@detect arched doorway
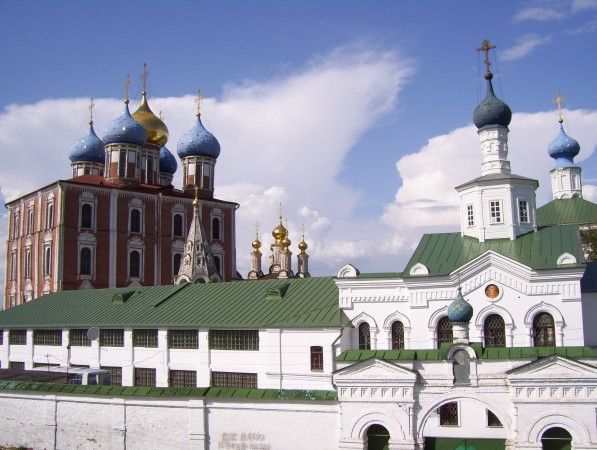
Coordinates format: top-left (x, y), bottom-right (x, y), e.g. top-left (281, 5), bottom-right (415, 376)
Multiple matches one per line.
top-left (541, 427), bottom-right (572, 450)
top-left (366, 424), bottom-right (390, 450)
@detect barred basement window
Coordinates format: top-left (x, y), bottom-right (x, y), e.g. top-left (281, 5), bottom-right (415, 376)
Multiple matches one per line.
top-left (134, 368), bottom-right (156, 387)
top-left (439, 402), bottom-right (459, 426)
top-left (9, 361), bottom-right (25, 370)
top-left (101, 366), bottom-right (122, 386)
top-left (169, 370), bottom-right (197, 388)
top-left (9, 330), bottom-right (27, 345)
top-left (100, 329), bottom-right (124, 347)
top-left (168, 330), bottom-right (198, 349)
top-left (211, 371), bottom-right (257, 389)
top-left (69, 329), bottom-right (91, 347)
top-left (33, 362), bottom-right (60, 368)
top-left (310, 346), bottom-right (323, 371)
top-left (33, 329), bottom-right (62, 346)
top-left (209, 330), bottom-right (259, 350)
top-left (487, 410), bottom-right (503, 428)
top-left (133, 329), bottom-right (158, 348)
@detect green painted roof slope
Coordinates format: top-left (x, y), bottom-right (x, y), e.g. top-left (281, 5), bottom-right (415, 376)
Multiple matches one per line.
top-left (402, 225), bottom-right (584, 277)
top-left (538, 197), bottom-right (597, 226)
top-left (0, 277), bottom-right (342, 329)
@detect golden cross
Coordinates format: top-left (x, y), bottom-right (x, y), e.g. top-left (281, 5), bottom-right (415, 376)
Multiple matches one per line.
top-left (140, 63), bottom-right (150, 93)
top-left (88, 97), bottom-right (95, 125)
top-left (124, 74), bottom-right (132, 101)
top-left (552, 92), bottom-right (567, 123)
top-left (255, 222), bottom-right (260, 239)
top-left (476, 39), bottom-right (496, 74)
top-left (278, 202), bottom-right (283, 222)
top-left (159, 110), bottom-right (165, 121)
top-left (301, 223), bottom-right (305, 240)
top-left (194, 90), bottom-right (203, 116)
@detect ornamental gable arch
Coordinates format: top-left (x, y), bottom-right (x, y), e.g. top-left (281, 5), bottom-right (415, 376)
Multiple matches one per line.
top-left (526, 415), bottom-right (591, 446)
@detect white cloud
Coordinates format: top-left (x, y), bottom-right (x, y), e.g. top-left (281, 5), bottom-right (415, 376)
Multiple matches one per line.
top-left (501, 34), bottom-right (552, 61)
top-left (572, 0), bottom-right (597, 12)
top-left (513, 6), bottom-right (567, 22)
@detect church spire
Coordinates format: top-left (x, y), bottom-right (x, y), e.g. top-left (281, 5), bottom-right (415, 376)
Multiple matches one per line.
top-left (248, 222), bottom-right (264, 280)
top-left (296, 224), bottom-right (310, 278)
top-left (174, 188), bottom-right (221, 284)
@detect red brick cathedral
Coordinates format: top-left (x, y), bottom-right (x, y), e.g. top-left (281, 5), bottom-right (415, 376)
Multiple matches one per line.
top-left (4, 78), bottom-right (238, 309)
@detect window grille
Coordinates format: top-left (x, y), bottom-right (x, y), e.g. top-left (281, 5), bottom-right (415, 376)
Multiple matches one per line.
top-left (484, 314), bottom-right (506, 348)
top-left (439, 402), bottom-right (459, 426)
top-left (99, 329), bottom-right (124, 347)
top-left (169, 370), bottom-right (197, 388)
top-left (487, 410), bottom-right (503, 427)
top-left (9, 330), bottom-right (27, 345)
top-left (133, 329), bottom-right (158, 348)
top-left (490, 201), bottom-right (502, 223)
top-left (211, 371), bottom-right (257, 389)
top-left (101, 366), bottom-right (122, 386)
top-left (358, 323), bottom-right (371, 350)
top-left (467, 204), bottom-right (474, 226)
top-left (533, 312), bottom-right (556, 347)
top-left (168, 330), bottom-right (198, 349)
top-left (9, 361), bottom-right (25, 370)
top-left (310, 346), bottom-right (323, 371)
top-left (392, 321), bottom-right (405, 349)
top-left (518, 200), bottom-right (529, 223)
top-left (134, 368), bottom-right (156, 387)
top-left (33, 329), bottom-right (62, 346)
top-left (437, 317), bottom-right (453, 347)
top-left (69, 329), bottom-right (91, 347)
top-left (209, 330), bottom-right (259, 350)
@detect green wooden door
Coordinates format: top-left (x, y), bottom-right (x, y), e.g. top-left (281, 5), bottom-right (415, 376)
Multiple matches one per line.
top-left (425, 438), bottom-right (505, 450)
top-left (541, 427), bottom-right (572, 450)
top-left (367, 425), bottom-right (390, 450)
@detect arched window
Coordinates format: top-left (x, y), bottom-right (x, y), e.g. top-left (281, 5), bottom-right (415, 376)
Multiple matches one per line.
top-left (213, 255), bottom-right (222, 277)
top-left (81, 204), bottom-right (93, 229)
top-left (437, 316), bottom-right (453, 347)
top-left (484, 314), bottom-right (506, 348)
top-left (24, 248), bottom-right (31, 279)
top-left (46, 203), bottom-right (54, 229)
top-left (129, 251), bottom-right (141, 278)
top-left (391, 321), bottom-right (404, 349)
top-left (533, 312), bottom-right (555, 347)
top-left (358, 322), bottom-right (371, 350)
top-left (173, 214), bottom-right (183, 237)
top-left (44, 247), bottom-right (52, 276)
top-left (130, 209), bottom-right (141, 233)
top-left (173, 253), bottom-right (182, 278)
top-left (212, 217), bottom-right (221, 240)
top-left (80, 247), bottom-right (92, 275)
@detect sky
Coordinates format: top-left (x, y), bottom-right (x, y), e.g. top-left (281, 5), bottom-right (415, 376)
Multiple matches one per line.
top-left (1, 0), bottom-right (597, 285)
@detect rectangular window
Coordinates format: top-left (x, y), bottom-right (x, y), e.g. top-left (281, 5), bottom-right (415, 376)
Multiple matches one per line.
top-left (24, 248), bottom-right (31, 279)
top-left (9, 330), bottom-right (27, 345)
top-left (168, 330), bottom-right (198, 349)
top-left (33, 362), bottom-right (60, 368)
top-left (27, 208), bottom-right (34, 235)
top-left (211, 371), bottom-right (257, 389)
top-left (310, 346), bottom-right (323, 371)
top-left (69, 329), bottom-right (91, 347)
top-left (169, 370), bottom-right (197, 388)
top-left (467, 204), bottom-right (474, 227)
top-left (99, 329), bottom-right (124, 347)
top-left (10, 253), bottom-right (16, 281)
top-left (489, 201), bottom-right (502, 224)
top-left (33, 329), bottom-right (62, 346)
top-left (134, 368), bottom-right (156, 387)
top-left (101, 366), bottom-right (122, 386)
top-left (518, 200), bottom-right (529, 223)
top-left (9, 361), bottom-right (25, 370)
top-left (209, 330), bottom-right (259, 351)
top-left (133, 329), bottom-right (158, 348)
top-left (439, 402), bottom-right (459, 426)
top-left (43, 246), bottom-right (52, 277)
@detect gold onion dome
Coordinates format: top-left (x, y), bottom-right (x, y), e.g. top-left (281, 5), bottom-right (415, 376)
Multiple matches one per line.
top-left (252, 237), bottom-right (262, 251)
top-left (272, 222), bottom-right (287, 244)
top-left (132, 91), bottom-right (169, 148)
top-left (298, 238), bottom-right (308, 253)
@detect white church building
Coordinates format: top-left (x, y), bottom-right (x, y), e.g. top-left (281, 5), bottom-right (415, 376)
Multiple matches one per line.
top-left (0, 41), bottom-right (597, 450)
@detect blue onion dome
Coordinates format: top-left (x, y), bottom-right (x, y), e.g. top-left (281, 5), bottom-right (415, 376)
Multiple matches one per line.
top-left (69, 122), bottom-right (105, 164)
top-left (132, 92), bottom-right (169, 148)
top-left (159, 146), bottom-right (178, 174)
top-left (102, 101), bottom-right (147, 146)
top-left (448, 288), bottom-right (473, 323)
top-left (473, 73), bottom-right (512, 129)
top-left (177, 114), bottom-right (221, 159)
top-left (548, 122), bottom-right (580, 168)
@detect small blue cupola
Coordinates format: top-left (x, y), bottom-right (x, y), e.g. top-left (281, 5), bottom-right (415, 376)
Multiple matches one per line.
top-left (548, 122), bottom-right (580, 168)
top-left (69, 122), bottom-right (105, 164)
top-left (159, 146), bottom-right (178, 175)
top-left (177, 115), bottom-right (221, 160)
top-left (473, 73), bottom-right (512, 130)
top-left (102, 101), bottom-right (147, 146)
top-left (448, 288), bottom-right (473, 323)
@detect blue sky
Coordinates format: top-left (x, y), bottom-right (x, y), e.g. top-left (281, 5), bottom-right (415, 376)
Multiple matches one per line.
top-left (1, 0), bottom-right (597, 282)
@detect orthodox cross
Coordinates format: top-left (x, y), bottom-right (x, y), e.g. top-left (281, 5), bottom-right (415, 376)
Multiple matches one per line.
top-left (278, 202), bottom-right (284, 223)
top-left (88, 97), bottom-right (95, 125)
top-left (476, 39), bottom-right (496, 74)
top-left (301, 223), bottom-right (305, 240)
top-left (140, 63), bottom-right (150, 93)
top-left (255, 222), bottom-right (260, 239)
top-left (124, 75), bottom-right (132, 101)
top-left (552, 92), bottom-right (566, 123)
top-left (195, 90), bottom-right (203, 116)
top-left (159, 110), bottom-right (165, 121)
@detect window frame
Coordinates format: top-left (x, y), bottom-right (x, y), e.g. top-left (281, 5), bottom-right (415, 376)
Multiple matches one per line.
top-left (209, 330), bottom-right (259, 351)
top-left (437, 316), bottom-right (453, 348)
top-left (134, 367), bottom-right (156, 387)
top-left (80, 203), bottom-right (94, 229)
top-left (466, 204), bottom-right (474, 227)
top-left (129, 208), bottom-right (142, 234)
top-left (173, 213), bottom-right (184, 237)
top-left (391, 321), bottom-right (405, 350)
top-left (9, 330), bottom-right (27, 345)
top-left (169, 370), bottom-right (197, 388)
top-left (79, 246), bottom-right (93, 276)
top-left (133, 329), bottom-right (158, 348)
top-left (358, 322), bottom-right (371, 350)
top-left (518, 199), bottom-right (529, 223)
top-left (129, 250), bottom-right (142, 279)
top-left (69, 329), bottom-right (91, 347)
top-left (310, 346), bottom-right (324, 371)
top-left (99, 329), bottom-right (125, 347)
top-left (489, 200), bottom-right (502, 224)
top-left (33, 329), bottom-right (62, 346)
top-left (439, 401), bottom-right (459, 426)
top-left (211, 371), bottom-right (257, 389)
top-left (484, 314), bottom-right (506, 348)
top-left (533, 312), bottom-right (556, 347)
top-left (168, 329), bottom-right (199, 349)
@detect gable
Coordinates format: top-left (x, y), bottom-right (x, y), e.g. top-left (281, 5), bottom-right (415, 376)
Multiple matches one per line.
top-left (334, 358), bottom-right (417, 382)
top-left (507, 354), bottom-right (597, 381)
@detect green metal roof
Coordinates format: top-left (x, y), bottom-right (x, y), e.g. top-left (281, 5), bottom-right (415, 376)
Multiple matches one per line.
top-left (0, 380), bottom-right (337, 400)
top-left (402, 224), bottom-right (585, 277)
top-left (336, 346), bottom-right (597, 362)
top-left (0, 277), bottom-right (342, 329)
top-left (537, 197), bottom-right (597, 226)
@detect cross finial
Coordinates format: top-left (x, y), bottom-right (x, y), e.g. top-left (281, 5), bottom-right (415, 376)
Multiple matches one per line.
top-left (88, 97), bottom-right (95, 125)
top-left (159, 110), bottom-right (165, 121)
top-left (193, 185), bottom-right (199, 208)
top-left (553, 92), bottom-right (567, 124)
top-left (301, 223), bottom-right (305, 239)
top-left (194, 90), bottom-right (203, 116)
top-left (278, 202), bottom-right (283, 223)
top-left (124, 74), bottom-right (132, 103)
top-left (140, 63), bottom-right (150, 94)
top-left (255, 222), bottom-right (260, 239)
top-left (476, 39), bottom-right (496, 75)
